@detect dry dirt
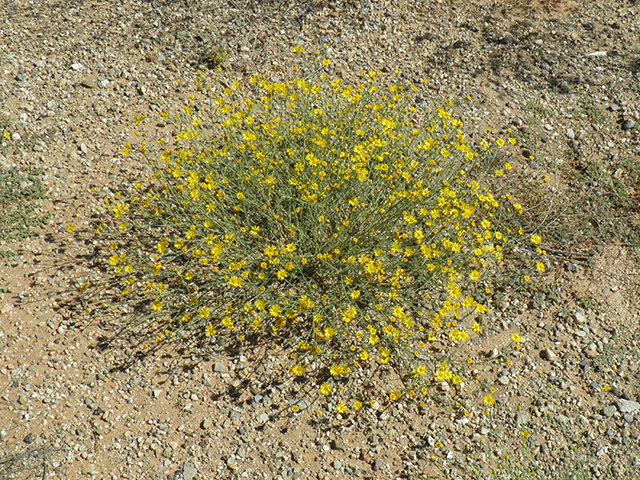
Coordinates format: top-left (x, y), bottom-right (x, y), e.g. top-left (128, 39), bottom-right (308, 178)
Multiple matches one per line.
top-left (1, 0), bottom-right (640, 479)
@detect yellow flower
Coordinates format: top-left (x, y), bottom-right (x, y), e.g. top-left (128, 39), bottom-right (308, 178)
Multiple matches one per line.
top-left (511, 333), bottom-right (522, 343)
top-left (276, 270), bottom-right (288, 281)
top-left (378, 348), bottom-right (390, 364)
top-left (322, 58), bottom-right (330, 66)
top-left (496, 138), bottom-right (505, 147)
top-left (412, 365), bottom-right (426, 377)
top-left (523, 275), bottom-right (530, 282)
top-left (291, 405), bottom-right (300, 413)
top-left (535, 261), bottom-right (546, 272)
top-left (66, 223), bottom-right (75, 233)
top-left (319, 383), bottom-right (332, 395)
top-left (353, 400), bottom-right (363, 411)
top-left (222, 316), bottom-right (234, 329)
top-left (389, 391), bottom-right (401, 401)
top-left (228, 276), bottom-right (243, 287)
top-left (342, 306), bottom-right (357, 323)
top-left (404, 214), bottom-right (417, 225)
top-left (531, 234), bottom-right (542, 244)
top-left (336, 403), bottom-right (346, 414)
top-left (449, 329), bottom-right (469, 341)
top-left (469, 270), bottom-right (480, 281)
top-left (483, 394), bottom-right (495, 406)
top-left (199, 307), bottom-right (210, 318)
top-left (151, 300), bottom-right (163, 311)
top-left (435, 362), bottom-right (453, 381)
top-left (291, 365), bottom-right (304, 376)
top-left (205, 324), bottom-right (216, 336)
top-left (264, 245), bottom-right (278, 257)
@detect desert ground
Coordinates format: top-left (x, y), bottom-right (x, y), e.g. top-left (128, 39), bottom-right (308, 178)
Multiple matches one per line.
top-left (1, 0), bottom-right (640, 479)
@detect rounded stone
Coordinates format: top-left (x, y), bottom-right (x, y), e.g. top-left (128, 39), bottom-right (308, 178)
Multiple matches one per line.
top-left (583, 343), bottom-right (598, 359)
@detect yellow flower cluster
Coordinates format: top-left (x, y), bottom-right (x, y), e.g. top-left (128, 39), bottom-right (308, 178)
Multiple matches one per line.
top-left (85, 65), bottom-right (545, 411)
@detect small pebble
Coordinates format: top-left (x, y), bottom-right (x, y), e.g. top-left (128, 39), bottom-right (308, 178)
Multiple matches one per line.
top-left (331, 439), bottom-right (346, 451)
top-left (540, 348), bottom-right (557, 362)
top-left (617, 399), bottom-right (640, 413)
top-left (80, 78), bottom-right (96, 88)
top-left (515, 410), bottom-right (531, 425)
top-left (201, 418), bottom-right (213, 430)
top-left (583, 343), bottom-right (597, 359)
top-left (255, 413), bottom-right (269, 424)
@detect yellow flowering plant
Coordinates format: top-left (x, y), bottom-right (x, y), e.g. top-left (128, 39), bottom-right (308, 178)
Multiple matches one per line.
top-left (82, 57), bottom-right (546, 411)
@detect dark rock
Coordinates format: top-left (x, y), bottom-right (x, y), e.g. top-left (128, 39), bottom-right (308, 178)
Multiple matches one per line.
top-left (540, 348), bottom-right (556, 361)
top-left (331, 438), bottom-right (346, 451)
top-left (498, 34), bottom-right (514, 45)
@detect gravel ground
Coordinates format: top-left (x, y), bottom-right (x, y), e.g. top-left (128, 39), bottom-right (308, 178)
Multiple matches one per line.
top-left (1, 0), bottom-right (640, 479)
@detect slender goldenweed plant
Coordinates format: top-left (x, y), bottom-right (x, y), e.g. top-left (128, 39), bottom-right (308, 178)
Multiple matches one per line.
top-left (82, 54), bottom-right (546, 413)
